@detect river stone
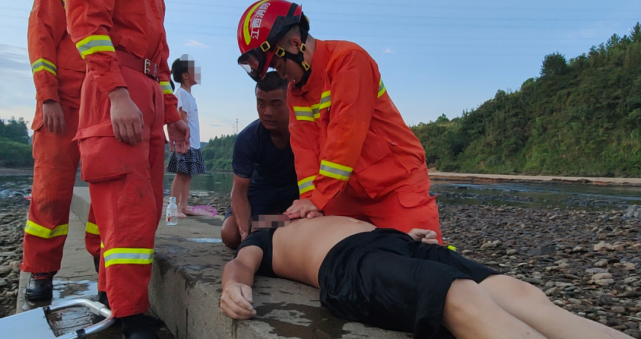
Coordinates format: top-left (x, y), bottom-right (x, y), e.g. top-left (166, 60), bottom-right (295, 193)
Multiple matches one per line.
top-left (595, 279), bottom-right (615, 286)
top-left (586, 268), bottom-right (609, 274)
top-left (611, 306), bottom-right (626, 313)
top-left (623, 205), bottom-right (641, 219)
top-left (592, 273), bottom-right (613, 280)
top-left (594, 242), bottom-right (614, 251)
top-left (0, 278), bottom-right (6, 287)
top-left (594, 260), bottom-right (609, 268)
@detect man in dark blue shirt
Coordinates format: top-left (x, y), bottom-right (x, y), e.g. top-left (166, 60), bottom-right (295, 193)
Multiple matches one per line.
top-left (221, 72), bottom-right (299, 249)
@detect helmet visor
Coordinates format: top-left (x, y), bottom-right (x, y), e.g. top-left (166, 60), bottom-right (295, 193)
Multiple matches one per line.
top-left (238, 48), bottom-right (272, 82)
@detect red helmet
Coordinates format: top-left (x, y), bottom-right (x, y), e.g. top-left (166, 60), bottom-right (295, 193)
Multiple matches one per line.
top-left (237, 0), bottom-right (310, 81)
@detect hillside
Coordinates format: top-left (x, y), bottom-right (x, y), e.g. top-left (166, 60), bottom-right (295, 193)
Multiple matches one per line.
top-left (412, 23), bottom-right (641, 177)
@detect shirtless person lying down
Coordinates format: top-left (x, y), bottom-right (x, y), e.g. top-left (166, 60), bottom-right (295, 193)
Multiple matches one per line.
top-left (220, 216), bottom-right (632, 339)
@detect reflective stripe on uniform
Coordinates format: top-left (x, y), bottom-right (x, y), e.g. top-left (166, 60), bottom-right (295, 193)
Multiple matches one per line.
top-left (298, 175), bottom-right (316, 194)
top-left (76, 35), bottom-right (115, 59)
top-left (319, 90), bottom-right (331, 110)
top-left (319, 160), bottom-right (352, 181)
top-left (100, 242), bottom-right (104, 249)
top-left (160, 81), bottom-right (172, 94)
top-left (85, 221), bottom-right (99, 235)
top-left (294, 106), bottom-right (315, 122)
top-left (103, 248), bottom-right (154, 267)
top-left (24, 220), bottom-right (68, 239)
top-left (295, 90), bottom-right (332, 121)
top-left (31, 58), bottom-right (57, 76)
top-left (378, 79), bottom-right (386, 98)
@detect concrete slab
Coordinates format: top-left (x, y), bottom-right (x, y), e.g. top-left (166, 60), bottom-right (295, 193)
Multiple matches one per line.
top-left (72, 187), bottom-right (411, 339)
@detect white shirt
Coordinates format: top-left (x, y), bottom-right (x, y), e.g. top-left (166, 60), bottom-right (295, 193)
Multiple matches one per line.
top-left (175, 87), bottom-right (200, 149)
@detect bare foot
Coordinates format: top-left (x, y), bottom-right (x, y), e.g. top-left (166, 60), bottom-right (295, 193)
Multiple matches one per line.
top-left (177, 211), bottom-right (188, 219)
top-left (182, 207), bottom-right (211, 217)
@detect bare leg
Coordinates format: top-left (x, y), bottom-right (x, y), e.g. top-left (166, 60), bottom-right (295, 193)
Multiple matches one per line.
top-left (480, 275), bottom-right (633, 339)
top-left (443, 279), bottom-right (545, 339)
top-left (170, 174), bottom-right (188, 218)
top-left (221, 215), bottom-right (241, 249)
top-left (176, 174), bottom-right (210, 217)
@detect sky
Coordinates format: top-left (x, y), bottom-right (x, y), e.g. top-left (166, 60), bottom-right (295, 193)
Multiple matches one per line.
top-left (0, 0), bottom-right (639, 142)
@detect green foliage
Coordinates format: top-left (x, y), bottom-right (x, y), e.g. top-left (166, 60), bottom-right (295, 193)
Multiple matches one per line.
top-left (411, 22), bottom-right (641, 177)
top-left (0, 118), bottom-right (32, 167)
top-left (0, 117), bottom-right (30, 144)
top-left (201, 134), bottom-right (237, 171)
top-left (0, 137), bottom-right (33, 167)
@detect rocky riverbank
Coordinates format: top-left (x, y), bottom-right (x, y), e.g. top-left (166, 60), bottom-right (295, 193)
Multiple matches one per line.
top-left (442, 205), bottom-right (641, 337)
top-left (0, 196), bottom-right (29, 318)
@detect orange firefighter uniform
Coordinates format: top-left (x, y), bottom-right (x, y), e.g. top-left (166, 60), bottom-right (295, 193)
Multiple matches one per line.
top-left (66, 0), bottom-right (181, 318)
top-left (289, 40), bottom-right (442, 243)
top-left (21, 0), bottom-right (101, 275)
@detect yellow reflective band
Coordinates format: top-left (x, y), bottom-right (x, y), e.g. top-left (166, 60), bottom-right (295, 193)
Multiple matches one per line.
top-left (100, 242), bottom-right (104, 249)
top-left (103, 248), bottom-right (154, 268)
top-left (243, 0), bottom-right (269, 45)
top-left (25, 220), bottom-right (68, 239)
top-left (319, 90), bottom-right (331, 110)
top-left (294, 106), bottom-right (315, 122)
top-left (319, 160), bottom-right (352, 181)
top-left (310, 104), bottom-right (321, 119)
top-left (298, 175), bottom-right (316, 194)
top-left (160, 81), bottom-right (172, 94)
top-left (62, 0), bottom-right (65, 9)
top-left (76, 35), bottom-right (115, 59)
top-left (85, 221), bottom-right (99, 235)
top-left (447, 245), bottom-right (457, 251)
top-left (31, 58), bottom-right (57, 76)
top-left (378, 79), bottom-right (386, 98)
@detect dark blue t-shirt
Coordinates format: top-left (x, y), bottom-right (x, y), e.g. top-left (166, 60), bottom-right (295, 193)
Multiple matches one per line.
top-left (232, 119), bottom-right (298, 191)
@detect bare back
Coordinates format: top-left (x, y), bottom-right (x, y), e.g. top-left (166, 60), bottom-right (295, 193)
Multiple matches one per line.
top-left (271, 216), bottom-right (375, 287)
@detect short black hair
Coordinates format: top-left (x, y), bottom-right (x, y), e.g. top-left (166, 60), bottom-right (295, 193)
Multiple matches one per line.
top-left (171, 55), bottom-right (191, 83)
top-left (256, 71), bottom-right (288, 92)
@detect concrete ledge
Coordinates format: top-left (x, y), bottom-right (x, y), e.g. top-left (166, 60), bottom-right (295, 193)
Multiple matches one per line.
top-left (72, 188), bottom-right (409, 339)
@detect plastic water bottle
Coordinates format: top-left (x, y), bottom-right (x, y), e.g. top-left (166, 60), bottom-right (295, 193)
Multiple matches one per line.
top-left (166, 197), bottom-right (178, 226)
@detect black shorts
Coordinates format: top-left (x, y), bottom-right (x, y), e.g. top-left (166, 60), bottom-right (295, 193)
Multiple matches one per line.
top-left (318, 228), bottom-right (498, 339)
top-left (224, 185), bottom-right (298, 220)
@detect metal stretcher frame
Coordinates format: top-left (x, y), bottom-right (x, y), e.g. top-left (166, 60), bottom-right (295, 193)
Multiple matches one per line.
top-left (0, 298), bottom-right (114, 339)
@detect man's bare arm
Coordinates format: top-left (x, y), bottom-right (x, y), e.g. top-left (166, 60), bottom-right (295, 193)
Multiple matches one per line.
top-left (231, 174), bottom-right (252, 240)
top-left (220, 246), bottom-right (262, 319)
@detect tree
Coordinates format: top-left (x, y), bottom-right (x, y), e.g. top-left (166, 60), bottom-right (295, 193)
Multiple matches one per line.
top-left (540, 52), bottom-right (568, 77)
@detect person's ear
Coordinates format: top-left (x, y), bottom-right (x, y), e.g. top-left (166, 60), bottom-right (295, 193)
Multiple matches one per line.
top-left (289, 36), bottom-right (302, 52)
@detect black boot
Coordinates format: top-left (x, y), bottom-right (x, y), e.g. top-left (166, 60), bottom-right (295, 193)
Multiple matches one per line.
top-left (25, 271), bottom-right (56, 302)
top-left (98, 291), bottom-right (110, 308)
top-left (121, 314), bottom-right (160, 339)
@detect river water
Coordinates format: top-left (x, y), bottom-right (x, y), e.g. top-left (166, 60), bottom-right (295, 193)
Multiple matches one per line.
top-left (1, 173), bottom-right (640, 211)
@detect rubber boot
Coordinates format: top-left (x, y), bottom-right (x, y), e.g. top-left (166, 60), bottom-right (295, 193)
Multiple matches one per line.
top-left (25, 271), bottom-right (56, 302)
top-left (121, 314), bottom-right (160, 339)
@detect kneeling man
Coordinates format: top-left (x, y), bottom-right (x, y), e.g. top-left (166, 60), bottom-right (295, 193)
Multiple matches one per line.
top-left (221, 216), bottom-right (632, 339)
top-left (221, 72), bottom-right (298, 249)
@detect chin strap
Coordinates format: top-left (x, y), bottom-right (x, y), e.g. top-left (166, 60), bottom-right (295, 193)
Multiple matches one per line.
top-left (275, 42), bottom-right (310, 87)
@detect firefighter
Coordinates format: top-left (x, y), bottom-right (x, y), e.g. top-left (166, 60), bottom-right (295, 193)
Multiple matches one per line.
top-left (65, 0), bottom-right (189, 337)
top-left (236, 0), bottom-right (442, 243)
top-left (21, 0), bottom-right (101, 302)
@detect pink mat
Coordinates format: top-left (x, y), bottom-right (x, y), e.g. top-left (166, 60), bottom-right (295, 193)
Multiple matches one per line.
top-left (191, 205), bottom-right (218, 217)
